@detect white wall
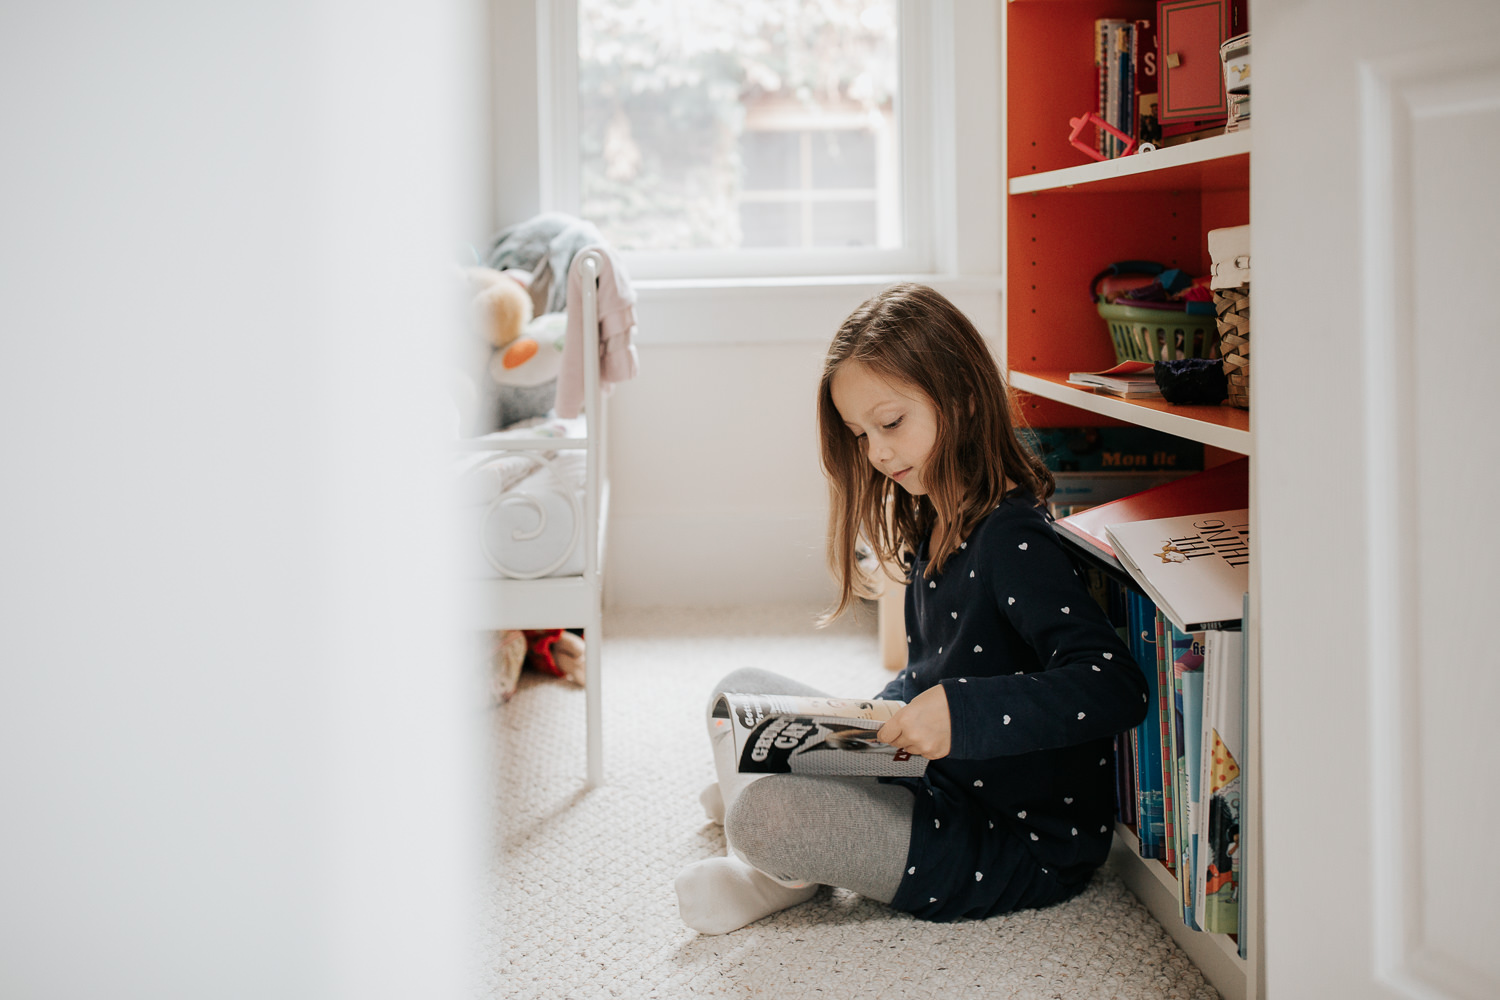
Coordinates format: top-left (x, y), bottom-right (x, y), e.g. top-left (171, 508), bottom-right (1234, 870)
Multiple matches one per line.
top-left (0, 4), bottom-right (488, 998)
top-left (495, 0), bottom-right (1005, 608)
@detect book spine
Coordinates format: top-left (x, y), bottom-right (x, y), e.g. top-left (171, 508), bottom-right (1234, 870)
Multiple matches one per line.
top-left (1179, 630), bottom-right (1206, 931)
top-left (1201, 630), bottom-right (1243, 934)
top-left (1238, 593), bottom-right (1249, 957)
top-left (1130, 591), bottom-right (1163, 859)
top-left (1094, 20), bottom-right (1109, 158)
top-left (1195, 632), bottom-right (1220, 922)
top-left (1163, 614), bottom-right (1189, 922)
top-left (1155, 608), bottom-right (1176, 872)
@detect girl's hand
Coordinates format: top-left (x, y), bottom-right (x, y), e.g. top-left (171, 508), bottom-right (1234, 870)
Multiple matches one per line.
top-left (877, 684), bottom-right (952, 760)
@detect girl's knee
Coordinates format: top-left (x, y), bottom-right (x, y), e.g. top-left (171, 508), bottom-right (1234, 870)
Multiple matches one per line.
top-left (709, 667), bottom-right (786, 699)
top-left (725, 777), bottom-right (795, 875)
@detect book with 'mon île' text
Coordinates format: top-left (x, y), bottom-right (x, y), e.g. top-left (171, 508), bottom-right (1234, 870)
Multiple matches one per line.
top-left (1105, 508), bottom-right (1250, 633)
top-left (711, 693), bottom-right (928, 777)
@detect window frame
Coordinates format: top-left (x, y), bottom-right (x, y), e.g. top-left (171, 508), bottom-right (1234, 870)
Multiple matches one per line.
top-left (537, 0), bottom-right (945, 280)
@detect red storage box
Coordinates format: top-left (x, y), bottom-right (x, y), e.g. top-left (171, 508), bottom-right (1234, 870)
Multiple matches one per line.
top-left (1157, 0), bottom-right (1247, 125)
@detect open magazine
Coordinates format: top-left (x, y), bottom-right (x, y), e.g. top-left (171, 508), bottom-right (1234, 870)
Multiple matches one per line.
top-left (712, 693), bottom-right (928, 777)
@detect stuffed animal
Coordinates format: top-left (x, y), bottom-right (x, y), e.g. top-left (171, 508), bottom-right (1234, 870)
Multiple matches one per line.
top-left (490, 628), bottom-right (586, 703)
top-left (466, 265), bottom-right (533, 350)
top-left (490, 628), bottom-right (529, 703)
top-left (489, 312), bottom-right (565, 428)
top-left (463, 266), bottom-right (566, 429)
top-left (525, 629), bottom-right (585, 688)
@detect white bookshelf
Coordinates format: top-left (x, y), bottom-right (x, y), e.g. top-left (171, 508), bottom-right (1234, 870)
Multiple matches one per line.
top-left (1002, 4), bottom-right (1257, 999)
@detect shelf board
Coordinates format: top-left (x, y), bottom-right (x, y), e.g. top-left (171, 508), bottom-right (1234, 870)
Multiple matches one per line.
top-left (1009, 370), bottom-right (1251, 454)
top-left (1110, 824), bottom-right (1247, 1000)
top-left (1009, 131), bottom-right (1250, 196)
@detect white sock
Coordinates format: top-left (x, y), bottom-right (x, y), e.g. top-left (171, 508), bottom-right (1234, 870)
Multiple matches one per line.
top-left (699, 782), bottom-right (725, 825)
top-left (674, 856), bottom-right (818, 935)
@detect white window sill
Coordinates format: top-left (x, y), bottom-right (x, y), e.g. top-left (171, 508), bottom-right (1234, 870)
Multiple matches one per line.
top-left (628, 274), bottom-right (1004, 345)
top-left (634, 272), bottom-right (1003, 295)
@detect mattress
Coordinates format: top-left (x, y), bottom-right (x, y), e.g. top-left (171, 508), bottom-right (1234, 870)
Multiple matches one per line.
top-left (456, 420), bottom-right (588, 580)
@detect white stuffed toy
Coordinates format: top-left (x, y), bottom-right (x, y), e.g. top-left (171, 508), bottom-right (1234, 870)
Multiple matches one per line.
top-left (489, 311), bottom-right (566, 428)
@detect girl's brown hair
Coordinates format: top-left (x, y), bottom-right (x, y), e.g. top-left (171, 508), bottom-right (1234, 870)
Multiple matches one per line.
top-left (817, 283), bottom-right (1053, 622)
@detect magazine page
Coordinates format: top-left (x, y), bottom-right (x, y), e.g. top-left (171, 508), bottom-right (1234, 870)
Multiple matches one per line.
top-left (712, 693), bottom-right (928, 777)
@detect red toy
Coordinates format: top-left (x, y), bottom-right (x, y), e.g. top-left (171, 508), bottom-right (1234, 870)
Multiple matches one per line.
top-left (1067, 112), bottom-right (1137, 161)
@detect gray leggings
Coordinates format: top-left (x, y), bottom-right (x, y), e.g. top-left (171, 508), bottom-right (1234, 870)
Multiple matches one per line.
top-left (710, 667), bottom-right (915, 904)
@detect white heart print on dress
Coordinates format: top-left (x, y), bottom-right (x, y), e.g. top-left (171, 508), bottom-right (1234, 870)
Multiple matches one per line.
top-left (1061, 606), bottom-right (1071, 614)
top-left (1018, 542), bottom-right (1028, 550)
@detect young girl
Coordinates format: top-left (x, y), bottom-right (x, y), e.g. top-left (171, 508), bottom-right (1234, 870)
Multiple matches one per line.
top-left (674, 283), bottom-right (1149, 935)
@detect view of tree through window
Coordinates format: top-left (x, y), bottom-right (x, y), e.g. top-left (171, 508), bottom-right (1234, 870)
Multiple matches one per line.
top-left (578, 0), bottom-right (900, 253)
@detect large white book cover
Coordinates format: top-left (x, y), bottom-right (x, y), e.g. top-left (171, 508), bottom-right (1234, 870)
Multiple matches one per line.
top-left (1104, 508), bottom-right (1249, 633)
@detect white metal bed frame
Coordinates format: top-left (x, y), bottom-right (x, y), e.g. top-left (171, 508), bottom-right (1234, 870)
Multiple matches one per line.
top-left (462, 248), bottom-right (609, 787)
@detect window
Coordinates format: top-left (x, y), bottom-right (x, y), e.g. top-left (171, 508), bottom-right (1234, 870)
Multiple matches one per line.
top-left (544, 0), bottom-right (936, 279)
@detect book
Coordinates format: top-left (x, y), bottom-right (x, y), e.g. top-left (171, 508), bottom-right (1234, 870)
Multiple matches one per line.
top-left (1133, 17), bottom-right (1161, 146)
top-left (1128, 590), bottom-right (1164, 859)
top-left (1164, 615), bottom-right (1205, 928)
top-left (1106, 508), bottom-right (1250, 633)
top-left (711, 692), bottom-right (927, 777)
top-left (1048, 471), bottom-right (1192, 519)
top-left (1067, 360), bottom-right (1161, 397)
top-left (1238, 593), bottom-right (1249, 956)
top-left (1195, 629), bottom-right (1244, 933)
top-left (1026, 425), bottom-right (1204, 474)
top-left (1095, 18), bottom-right (1129, 157)
top-left (1053, 457), bottom-right (1249, 570)
top-left (1154, 608), bottom-right (1177, 872)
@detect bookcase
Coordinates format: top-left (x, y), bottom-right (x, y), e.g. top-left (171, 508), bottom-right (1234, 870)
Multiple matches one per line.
top-left (1002, 4), bottom-right (1256, 999)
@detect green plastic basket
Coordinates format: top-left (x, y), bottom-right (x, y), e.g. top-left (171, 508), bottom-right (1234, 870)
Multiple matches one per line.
top-left (1097, 302), bottom-right (1221, 364)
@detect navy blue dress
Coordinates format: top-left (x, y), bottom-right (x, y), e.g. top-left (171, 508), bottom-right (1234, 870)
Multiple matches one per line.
top-left (877, 491), bottom-right (1148, 922)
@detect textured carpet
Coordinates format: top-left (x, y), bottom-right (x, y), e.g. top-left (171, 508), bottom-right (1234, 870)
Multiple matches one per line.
top-left (483, 605), bottom-right (1219, 1000)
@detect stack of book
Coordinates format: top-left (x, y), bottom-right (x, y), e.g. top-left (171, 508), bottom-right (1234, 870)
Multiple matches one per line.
top-left (1025, 425), bottom-right (1202, 518)
top-left (1093, 17), bottom-right (1158, 157)
top-left (1067, 361), bottom-right (1161, 399)
top-left (1055, 460), bottom-right (1250, 938)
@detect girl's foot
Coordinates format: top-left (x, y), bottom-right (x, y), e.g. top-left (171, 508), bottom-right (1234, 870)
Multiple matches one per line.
top-left (699, 782), bottom-right (725, 824)
top-left (673, 856), bottom-right (818, 935)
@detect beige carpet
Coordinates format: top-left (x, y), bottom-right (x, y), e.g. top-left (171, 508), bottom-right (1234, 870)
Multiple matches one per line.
top-left (483, 605), bottom-right (1220, 1000)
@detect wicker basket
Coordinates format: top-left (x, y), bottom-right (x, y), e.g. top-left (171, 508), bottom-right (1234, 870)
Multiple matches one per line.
top-left (1097, 302), bottom-right (1222, 364)
top-left (1214, 285), bottom-right (1251, 408)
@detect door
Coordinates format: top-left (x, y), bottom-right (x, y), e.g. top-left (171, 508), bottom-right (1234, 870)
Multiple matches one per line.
top-left (1258, 0), bottom-right (1500, 996)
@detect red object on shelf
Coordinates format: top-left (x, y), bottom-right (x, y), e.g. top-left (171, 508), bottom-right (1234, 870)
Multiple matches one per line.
top-left (1068, 111), bottom-right (1138, 161)
top-left (1157, 0), bottom-right (1247, 126)
top-left (1053, 457), bottom-right (1249, 564)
